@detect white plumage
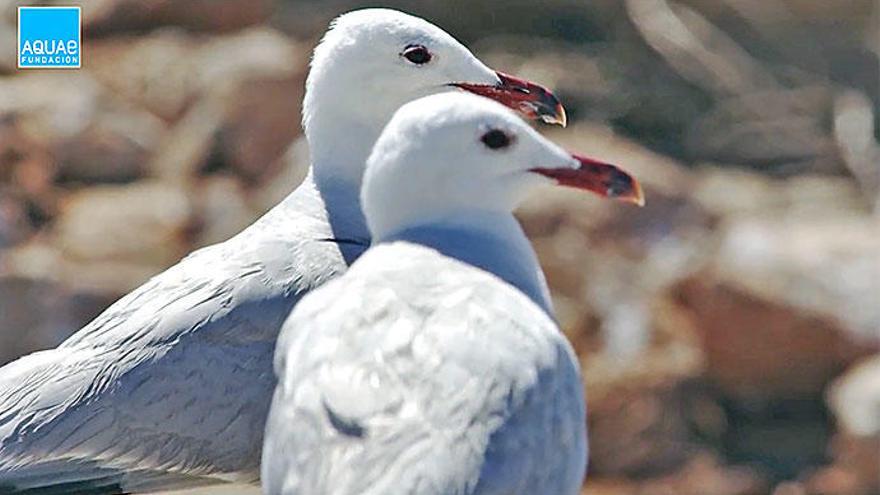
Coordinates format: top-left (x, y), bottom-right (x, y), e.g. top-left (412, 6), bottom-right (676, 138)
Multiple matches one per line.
top-left (263, 242), bottom-right (587, 495)
top-left (262, 93), bottom-right (601, 495)
top-left (0, 9), bottom-right (565, 493)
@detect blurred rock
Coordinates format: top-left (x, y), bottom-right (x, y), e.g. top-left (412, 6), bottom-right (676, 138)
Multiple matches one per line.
top-left (55, 116), bottom-right (159, 185)
top-left (672, 165), bottom-right (879, 403)
top-left (582, 453), bottom-right (768, 495)
top-left (803, 433), bottom-right (880, 495)
top-left (253, 136), bottom-right (311, 213)
top-left (723, 397), bottom-right (832, 482)
top-left (0, 116), bottom-right (58, 235)
top-left (811, 434), bottom-right (880, 495)
top-left (87, 31), bottom-right (199, 122)
top-left (685, 87), bottom-right (841, 174)
top-left (0, 17), bottom-right (14, 74)
top-left (668, 172), bottom-right (879, 483)
top-left (192, 176), bottom-right (258, 247)
top-left (204, 75), bottom-right (304, 185)
top-left (89, 28), bottom-right (306, 122)
top-left (626, 0), bottom-right (778, 97)
top-left (674, 274), bottom-right (869, 402)
top-left (478, 39), bottom-right (713, 159)
top-left (581, 296), bottom-right (707, 477)
top-left (585, 376), bottom-right (701, 477)
top-left (0, 72), bottom-right (100, 141)
top-left (829, 355), bottom-right (880, 438)
top-left (0, 72), bottom-right (165, 187)
top-left (84, 0), bottom-right (274, 35)
top-left (50, 181), bottom-right (192, 292)
top-left (690, 168), bottom-right (868, 218)
top-left (833, 89), bottom-right (880, 212)
top-left (0, 187), bottom-right (32, 249)
top-left (4, 241), bottom-right (167, 298)
top-left (725, 212), bottom-right (879, 336)
top-left (0, 275), bottom-right (116, 367)
top-left (804, 355), bottom-right (880, 495)
top-left (104, 28), bottom-right (309, 184)
top-left (804, 462), bottom-right (878, 495)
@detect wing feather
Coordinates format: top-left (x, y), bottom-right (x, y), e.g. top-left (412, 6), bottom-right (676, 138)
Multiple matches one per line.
top-left (263, 243), bottom-right (587, 495)
top-left (0, 190), bottom-right (357, 492)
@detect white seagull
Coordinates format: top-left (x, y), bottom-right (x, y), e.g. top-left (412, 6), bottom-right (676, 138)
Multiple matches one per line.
top-left (0, 9), bottom-right (566, 494)
top-left (262, 92), bottom-right (643, 495)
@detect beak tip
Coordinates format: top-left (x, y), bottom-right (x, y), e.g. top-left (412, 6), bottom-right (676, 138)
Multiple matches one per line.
top-left (537, 99), bottom-right (567, 127)
top-left (606, 167), bottom-right (644, 207)
top-left (556, 104), bottom-right (567, 128)
top-left (473, 70), bottom-right (568, 127)
top-left (629, 182), bottom-right (646, 207)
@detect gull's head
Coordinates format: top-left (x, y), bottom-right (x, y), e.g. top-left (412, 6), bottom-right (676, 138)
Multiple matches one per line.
top-left (362, 93), bottom-right (644, 241)
top-left (304, 9), bottom-right (566, 181)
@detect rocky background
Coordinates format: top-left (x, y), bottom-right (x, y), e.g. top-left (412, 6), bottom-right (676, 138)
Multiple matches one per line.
top-left (0, 0), bottom-right (878, 494)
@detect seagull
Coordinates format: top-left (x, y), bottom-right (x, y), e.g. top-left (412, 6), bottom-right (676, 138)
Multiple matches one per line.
top-left (0, 9), bottom-right (567, 494)
top-left (261, 92), bottom-right (643, 495)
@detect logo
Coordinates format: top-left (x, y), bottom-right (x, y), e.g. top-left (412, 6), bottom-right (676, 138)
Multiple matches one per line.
top-left (17, 6), bottom-right (81, 69)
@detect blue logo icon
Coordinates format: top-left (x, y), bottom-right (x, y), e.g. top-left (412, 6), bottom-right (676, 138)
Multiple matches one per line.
top-left (18, 6), bottom-right (81, 69)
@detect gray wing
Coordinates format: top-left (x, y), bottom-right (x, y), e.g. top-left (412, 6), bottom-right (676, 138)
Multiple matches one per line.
top-left (262, 243), bottom-right (587, 495)
top-left (0, 186), bottom-right (358, 493)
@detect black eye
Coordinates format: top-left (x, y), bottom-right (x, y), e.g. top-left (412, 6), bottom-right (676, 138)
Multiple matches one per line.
top-left (401, 44), bottom-right (432, 65)
top-left (481, 129), bottom-right (513, 150)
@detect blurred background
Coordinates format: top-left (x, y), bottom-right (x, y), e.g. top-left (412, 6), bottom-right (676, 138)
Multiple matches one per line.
top-left (0, 0), bottom-right (878, 494)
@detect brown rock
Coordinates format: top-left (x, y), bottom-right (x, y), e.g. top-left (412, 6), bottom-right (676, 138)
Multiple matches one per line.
top-left (0, 18), bottom-right (14, 74)
top-left (0, 116), bottom-right (58, 233)
top-left (0, 72), bottom-right (99, 142)
top-left (55, 121), bottom-right (153, 185)
top-left (118, 28), bottom-right (307, 184)
top-left (87, 31), bottom-right (200, 122)
top-left (582, 296), bottom-right (707, 477)
top-left (191, 176), bottom-right (258, 247)
top-left (674, 276), bottom-right (865, 402)
top-left (582, 453), bottom-right (767, 495)
top-left (828, 355), bottom-right (880, 439)
top-left (805, 355), bottom-right (880, 495)
top-left (586, 378), bottom-right (698, 477)
top-left (805, 462), bottom-right (878, 495)
top-left (0, 275), bottom-right (116, 367)
top-left (685, 87), bottom-right (841, 174)
top-left (673, 212), bottom-right (880, 403)
top-left (203, 75), bottom-right (304, 185)
top-left (84, 0), bottom-right (274, 35)
top-left (51, 181), bottom-right (192, 292)
top-left (0, 188), bottom-right (32, 249)
top-left (252, 136), bottom-right (310, 213)
top-left (88, 27), bottom-right (306, 122)
top-left (0, 72), bottom-right (165, 187)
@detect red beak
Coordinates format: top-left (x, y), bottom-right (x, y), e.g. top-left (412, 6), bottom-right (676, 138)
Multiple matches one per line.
top-left (531, 153), bottom-right (645, 206)
top-left (450, 71), bottom-right (567, 127)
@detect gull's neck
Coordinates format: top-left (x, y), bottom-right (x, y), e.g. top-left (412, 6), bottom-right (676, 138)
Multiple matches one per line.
top-left (378, 210), bottom-right (554, 315)
top-left (304, 106), bottom-right (381, 243)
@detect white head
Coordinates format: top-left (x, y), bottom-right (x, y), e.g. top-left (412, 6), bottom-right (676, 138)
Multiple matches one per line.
top-left (304, 9), bottom-right (566, 189)
top-left (363, 93), bottom-right (644, 241)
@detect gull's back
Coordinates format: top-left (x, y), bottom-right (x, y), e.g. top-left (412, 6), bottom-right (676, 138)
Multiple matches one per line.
top-left (0, 179), bottom-right (367, 493)
top-left (263, 241), bottom-right (587, 495)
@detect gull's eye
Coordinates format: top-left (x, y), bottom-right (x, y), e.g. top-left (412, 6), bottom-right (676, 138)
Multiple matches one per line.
top-left (481, 129), bottom-right (514, 150)
top-left (401, 44), bottom-right (432, 65)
